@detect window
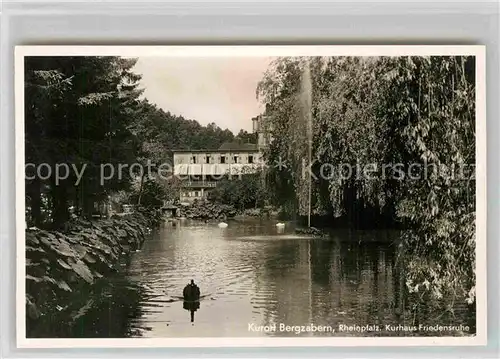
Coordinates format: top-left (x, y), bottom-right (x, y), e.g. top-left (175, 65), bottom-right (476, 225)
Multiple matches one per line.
top-left (220, 156), bottom-right (226, 164)
top-left (248, 155), bottom-right (254, 164)
top-left (206, 155), bottom-right (211, 164)
top-left (194, 191), bottom-right (199, 197)
top-left (233, 155), bottom-right (239, 164)
top-left (191, 156), bottom-right (197, 164)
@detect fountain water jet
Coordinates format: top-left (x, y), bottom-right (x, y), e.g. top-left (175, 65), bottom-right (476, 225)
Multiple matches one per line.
top-left (300, 58), bottom-right (313, 228)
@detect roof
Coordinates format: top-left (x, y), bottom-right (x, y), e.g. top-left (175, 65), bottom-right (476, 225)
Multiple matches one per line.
top-left (172, 142), bottom-right (258, 153)
top-left (218, 142), bottom-right (258, 151)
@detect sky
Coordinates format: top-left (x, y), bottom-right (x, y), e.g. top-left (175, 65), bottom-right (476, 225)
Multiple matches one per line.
top-left (133, 57), bottom-right (273, 134)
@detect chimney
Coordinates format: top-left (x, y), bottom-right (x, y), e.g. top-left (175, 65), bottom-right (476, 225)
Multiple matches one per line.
top-left (252, 115), bottom-right (260, 133)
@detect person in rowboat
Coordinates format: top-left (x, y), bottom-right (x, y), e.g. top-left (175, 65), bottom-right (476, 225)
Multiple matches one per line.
top-left (183, 279), bottom-right (200, 302)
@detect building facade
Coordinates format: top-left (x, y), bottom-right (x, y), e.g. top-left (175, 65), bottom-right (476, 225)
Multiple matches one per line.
top-left (251, 114), bottom-right (273, 152)
top-left (173, 142), bottom-right (263, 203)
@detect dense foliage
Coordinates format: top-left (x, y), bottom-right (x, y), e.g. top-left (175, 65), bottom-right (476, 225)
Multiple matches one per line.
top-left (257, 56), bottom-right (476, 306)
top-left (134, 100), bottom-right (236, 151)
top-left (180, 200), bottom-right (237, 220)
top-left (25, 56), bottom-right (143, 228)
top-left (208, 173), bottom-right (268, 211)
top-left (25, 57), bottom-right (247, 228)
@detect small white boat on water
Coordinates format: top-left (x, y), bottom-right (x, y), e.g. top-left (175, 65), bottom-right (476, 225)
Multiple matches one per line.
top-left (218, 222), bottom-right (228, 228)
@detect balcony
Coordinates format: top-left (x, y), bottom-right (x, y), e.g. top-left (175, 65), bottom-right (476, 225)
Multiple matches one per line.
top-left (182, 181), bottom-right (217, 188)
top-left (174, 162), bottom-right (264, 176)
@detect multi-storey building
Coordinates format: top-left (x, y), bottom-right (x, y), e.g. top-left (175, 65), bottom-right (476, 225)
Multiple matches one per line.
top-left (173, 142), bottom-right (264, 203)
top-left (173, 114), bottom-right (273, 204)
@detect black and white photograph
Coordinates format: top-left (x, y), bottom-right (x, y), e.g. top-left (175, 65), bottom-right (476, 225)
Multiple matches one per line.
top-left (16, 46), bottom-right (486, 347)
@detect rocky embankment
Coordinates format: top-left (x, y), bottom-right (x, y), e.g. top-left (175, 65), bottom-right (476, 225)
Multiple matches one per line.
top-left (25, 210), bottom-right (161, 334)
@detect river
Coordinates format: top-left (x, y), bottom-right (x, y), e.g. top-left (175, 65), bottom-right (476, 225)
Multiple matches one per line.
top-left (61, 217), bottom-right (474, 338)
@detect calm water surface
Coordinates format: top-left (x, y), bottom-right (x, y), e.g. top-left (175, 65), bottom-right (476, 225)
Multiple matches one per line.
top-left (119, 218), bottom-right (404, 337)
top-left (63, 218), bottom-right (474, 338)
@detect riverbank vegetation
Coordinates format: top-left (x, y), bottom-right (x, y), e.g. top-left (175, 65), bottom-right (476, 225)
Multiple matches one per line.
top-left (180, 200), bottom-right (237, 220)
top-left (25, 211), bottom-right (161, 336)
top-left (257, 56), bottom-right (476, 308)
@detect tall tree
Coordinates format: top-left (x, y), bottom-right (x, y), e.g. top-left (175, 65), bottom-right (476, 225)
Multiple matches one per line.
top-left (25, 56), bottom-right (143, 228)
top-left (257, 55), bottom-right (476, 304)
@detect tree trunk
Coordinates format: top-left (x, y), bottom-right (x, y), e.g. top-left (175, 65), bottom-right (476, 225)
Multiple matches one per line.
top-left (27, 178), bottom-right (42, 227)
top-left (136, 172), bottom-right (146, 206)
top-left (79, 183), bottom-right (94, 220)
top-left (74, 187), bottom-right (79, 217)
top-left (82, 196), bottom-right (94, 219)
top-left (51, 183), bottom-right (69, 229)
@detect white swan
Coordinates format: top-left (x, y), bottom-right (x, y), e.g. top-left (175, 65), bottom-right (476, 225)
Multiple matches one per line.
top-left (218, 222), bottom-right (228, 228)
top-left (276, 223), bottom-right (285, 228)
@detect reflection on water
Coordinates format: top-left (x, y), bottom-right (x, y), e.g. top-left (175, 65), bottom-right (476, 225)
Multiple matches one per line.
top-left (183, 301), bottom-right (200, 323)
top-left (57, 218), bottom-right (474, 338)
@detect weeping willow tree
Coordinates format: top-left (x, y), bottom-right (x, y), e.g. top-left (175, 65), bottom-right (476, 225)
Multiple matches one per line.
top-left (257, 57), bottom-right (395, 223)
top-left (256, 57), bottom-right (313, 219)
top-left (257, 55), bottom-right (476, 307)
top-left (379, 56), bottom-right (476, 307)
